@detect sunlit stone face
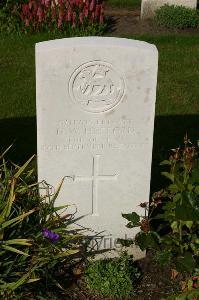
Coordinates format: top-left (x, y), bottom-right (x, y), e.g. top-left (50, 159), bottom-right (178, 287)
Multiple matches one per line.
top-left (36, 37), bottom-right (158, 258)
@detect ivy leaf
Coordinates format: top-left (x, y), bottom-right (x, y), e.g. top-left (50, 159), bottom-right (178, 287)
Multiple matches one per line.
top-left (122, 212), bottom-right (140, 228)
top-left (135, 232), bottom-right (159, 251)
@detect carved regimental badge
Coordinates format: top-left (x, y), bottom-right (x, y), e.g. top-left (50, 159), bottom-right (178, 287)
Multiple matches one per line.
top-left (69, 61), bottom-right (125, 113)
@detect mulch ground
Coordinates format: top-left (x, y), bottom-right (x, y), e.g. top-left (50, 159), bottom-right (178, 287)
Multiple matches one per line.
top-left (104, 6), bottom-right (199, 36)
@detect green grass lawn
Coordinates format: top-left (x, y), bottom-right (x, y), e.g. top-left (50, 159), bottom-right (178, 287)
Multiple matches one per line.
top-left (0, 32), bottom-right (199, 190)
top-left (1, 33), bottom-right (198, 119)
top-left (106, 0), bottom-right (141, 9)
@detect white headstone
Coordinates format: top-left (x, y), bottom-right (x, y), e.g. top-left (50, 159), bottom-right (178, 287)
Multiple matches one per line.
top-left (36, 37), bottom-right (158, 257)
top-left (141, 0), bottom-right (197, 19)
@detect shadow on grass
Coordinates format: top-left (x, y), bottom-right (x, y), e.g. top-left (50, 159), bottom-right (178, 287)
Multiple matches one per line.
top-left (0, 115), bottom-right (198, 192)
top-left (151, 114), bottom-right (199, 193)
top-left (0, 117), bottom-right (37, 163)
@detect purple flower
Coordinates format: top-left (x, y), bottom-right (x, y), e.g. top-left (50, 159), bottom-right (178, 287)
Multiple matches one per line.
top-left (42, 228), bottom-right (60, 242)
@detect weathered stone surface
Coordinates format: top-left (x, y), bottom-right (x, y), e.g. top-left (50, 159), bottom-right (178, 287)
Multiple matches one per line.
top-left (36, 37), bottom-right (158, 257)
top-left (141, 0), bottom-right (197, 19)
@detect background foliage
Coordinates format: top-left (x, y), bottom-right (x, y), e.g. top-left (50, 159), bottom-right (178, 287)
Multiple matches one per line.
top-left (155, 5), bottom-right (199, 29)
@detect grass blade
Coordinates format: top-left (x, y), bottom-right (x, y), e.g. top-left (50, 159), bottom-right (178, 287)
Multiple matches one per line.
top-left (14, 155), bottom-right (35, 179)
top-left (2, 245), bottom-right (30, 256)
top-left (2, 209), bottom-right (36, 229)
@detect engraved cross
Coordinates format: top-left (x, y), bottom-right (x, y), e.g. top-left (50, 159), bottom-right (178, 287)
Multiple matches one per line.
top-left (74, 155), bottom-right (117, 216)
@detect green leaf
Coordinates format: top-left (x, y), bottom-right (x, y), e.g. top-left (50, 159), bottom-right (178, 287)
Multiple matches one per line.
top-left (122, 212), bottom-right (140, 227)
top-left (53, 205), bottom-right (69, 213)
top-left (4, 272), bottom-right (30, 290)
top-left (1, 179), bottom-right (15, 220)
top-left (190, 169), bottom-right (199, 183)
top-left (176, 252), bottom-right (195, 273)
top-left (2, 209), bottom-right (35, 229)
top-left (182, 221), bottom-right (193, 229)
top-left (160, 160), bottom-right (171, 166)
top-left (2, 245), bottom-right (29, 256)
top-left (14, 155), bottom-right (35, 179)
top-left (51, 176), bottom-right (73, 202)
top-left (154, 249), bottom-right (172, 266)
top-left (175, 191), bottom-right (199, 221)
top-left (26, 278), bottom-right (40, 283)
top-left (161, 172), bottom-right (174, 182)
top-left (55, 249), bottom-right (79, 258)
top-left (135, 232), bottom-right (159, 251)
top-left (4, 239), bottom-right (32, 246)
top-left (168, 184), bottom-right (179, 193)
top-left (171, 221), bottom-right (178, 232)
top-left (0, 144), bottom-right (13, 160)
top-left (195, 186), bottom-right (199, 195)
top-left (173, 193), bottom-right (181, 202)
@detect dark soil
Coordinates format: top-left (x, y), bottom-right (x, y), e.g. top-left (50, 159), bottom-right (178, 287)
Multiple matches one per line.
top-left (104, 6), bottom-right (199, 36)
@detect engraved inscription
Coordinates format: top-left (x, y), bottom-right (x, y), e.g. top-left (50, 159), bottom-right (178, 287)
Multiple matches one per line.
top-left (69, 61), bottom-right (125, 113)
top-left (40, 118), bottom-right (150, 152)
top-left (74, 155), bottom-right (117, 216)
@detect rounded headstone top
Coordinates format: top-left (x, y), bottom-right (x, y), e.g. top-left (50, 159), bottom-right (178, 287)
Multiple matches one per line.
top-left (36, 37), bottom-right (158, 53)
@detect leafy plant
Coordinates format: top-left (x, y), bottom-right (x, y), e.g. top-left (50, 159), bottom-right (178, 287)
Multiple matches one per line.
top-left (0, 0), bottom-right (107, 35)
top-left (0, 146), bottom-right (90, 298)
top-left (122, 136), bottom-right (199, 274)
top-left (155, 4), bottom-right (199, 29)
top-left (85, 252), bottom-right (140, 299)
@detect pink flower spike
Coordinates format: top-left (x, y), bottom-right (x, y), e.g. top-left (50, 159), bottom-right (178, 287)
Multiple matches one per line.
top-left (45, 0), bottom-right (51, 8)
top-left (58, 18), bottom-right (62, 28)
top-left (84, 7), bottom-right (88, 17)
top-left (25, 19), bottom-right (30, 27)
top-left (29, 1), bottom-right (33, 10)
top-left (99, 13), bottom-right (103, 24)
top-left (52, 7), bottom-right (56, 20)
top-left (72, 11), bottom-right (76, 27)
top-left (67, 9), bottom-right (72, 21)
top-left (22, 4), bottom-right (29, 15)
top-left (90, 0), bottom-right (94, 12)
top-left (95, 4), bottom-right (100, 18)
top-left (91, 11), bottom-right (95, 21)
top-left (79, 12), bottom-right (83, 24)
top-left (72, 11), bottom-right (76, 22)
